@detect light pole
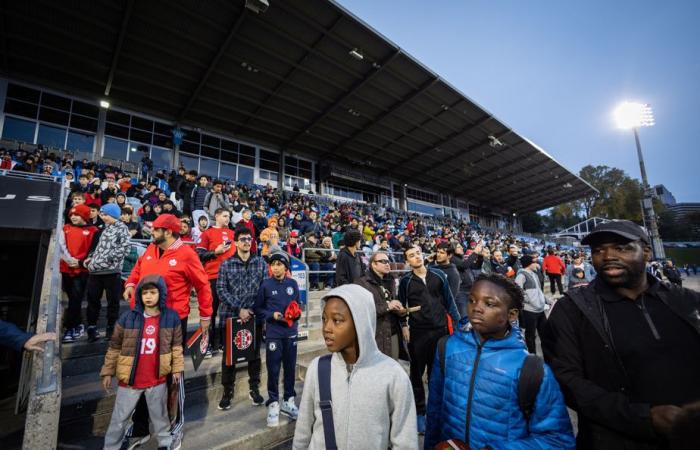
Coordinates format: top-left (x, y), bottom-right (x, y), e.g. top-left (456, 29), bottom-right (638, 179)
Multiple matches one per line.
top-left (613, 101), bottom-right (665, 260)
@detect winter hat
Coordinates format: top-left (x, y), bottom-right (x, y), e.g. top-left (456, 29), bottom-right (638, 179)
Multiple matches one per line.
top-left (268, 251), bottom-right (290, 269)
top-left (152, 214), bottom-right (181, 233)
top-left (69, 204), bottom-right (91, 221)
top-left (520, 255), bottom-right (535, 268)
top-left (100, 203), bottom-right (121, 220)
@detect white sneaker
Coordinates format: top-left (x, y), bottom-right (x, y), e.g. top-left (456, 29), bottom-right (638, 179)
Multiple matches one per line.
top-left (267, 401), bottom-right (280, 427)
top-left (280, 397), bottom-right (299, 420)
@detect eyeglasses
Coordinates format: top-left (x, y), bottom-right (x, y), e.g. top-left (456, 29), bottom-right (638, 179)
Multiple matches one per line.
top-left (374, 259), bottom-right (390, 265)
top-left (238, 237), bottom-right (253, 242)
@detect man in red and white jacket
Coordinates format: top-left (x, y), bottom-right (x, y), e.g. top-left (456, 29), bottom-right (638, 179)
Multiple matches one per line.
top-left (122, 213), bottom-right (212, 449)
top-left (196, 207), bottom-right (236, 355)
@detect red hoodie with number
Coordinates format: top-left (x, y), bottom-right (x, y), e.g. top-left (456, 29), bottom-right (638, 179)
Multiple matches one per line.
top-left (126, 239), bottom-right (213, 320)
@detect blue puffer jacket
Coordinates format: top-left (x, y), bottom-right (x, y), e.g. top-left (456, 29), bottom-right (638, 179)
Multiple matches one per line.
top-left (425, 325), bottom-right (575, 450)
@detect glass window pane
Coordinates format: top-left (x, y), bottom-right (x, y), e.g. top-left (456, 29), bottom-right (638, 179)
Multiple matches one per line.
top-left (259, 159), bottom-right (279, 171)
top-left (152, 134), bottom-right (172, 148)
top-left (179, 154), bottom-right (199, 172)
top-left (129, 128), bottom-right (151, 144)
top-left (66, 130), bottom-right (95, 153)
top-left (150, 147), bottom-right (171, 171)
top-left (237, 165), bottom-right (254, 185)
top-left (4, 99), bottom-right (38, 118)
top-left (260, 149), bottom-right (277, 161)
top-left (39, 107), bottom-right (70, 125)
top-left (220, 162), bottom-right (237, 181)
top-left (221, 150), bottom-right (237, 163)
top-left (103, 137), bottom-right (128, 160)
top-left (71, 101), bottom-right (99, 118)
top-left (199, 158), bottom-right (219, 178)
top-left (7, 84), bottom-right (40, 103)
top-left (1, 116), bottom-right (36, 142)
top-left (153, 121), bottom-right (172, 135)
top-left (41, 92), bottom-right (71, 111)
top-left (69, 115), bottom-right (98, 132)
top-left (239, 144), bottom-right (255, 156)
top-left (37, 124), bottom-right (67, 148)
top-left (239, 154), bottom-right (255, 167)
top-left (299, 159), bottom-right (312, 170)
top-left (105, 122), bottom-right (129, 139)
top-left (130, 116), bottom-right (153, 131)
top-left (221, 139), bottom-right (238, 152)
top-left (201, 145), bottom-right (219, 159)
top-left (180, 140), bottom-right (198, 154)
top-left (106, 110), bottom-right (130, 125)
top-left (128, 143), bottom-right (149, 162)
top-left (184, 130), bottom-right (200, 143)
top-left (201, 134), bottom-right (220, 148)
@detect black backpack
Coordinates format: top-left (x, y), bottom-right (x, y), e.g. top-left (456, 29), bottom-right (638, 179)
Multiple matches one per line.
top-left (437, 335), bottom-right (544, 423)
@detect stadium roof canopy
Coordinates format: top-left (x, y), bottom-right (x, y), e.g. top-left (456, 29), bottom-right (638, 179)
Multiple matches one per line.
top-left (1, 0), bottom-right (597, 213)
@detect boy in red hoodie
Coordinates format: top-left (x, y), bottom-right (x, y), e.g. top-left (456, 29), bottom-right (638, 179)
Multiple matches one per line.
top-left (60, 204), bottom-right (98, 342)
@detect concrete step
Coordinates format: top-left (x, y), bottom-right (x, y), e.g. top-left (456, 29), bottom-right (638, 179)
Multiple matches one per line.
top-left (59, 337), bottom-right (327, 438)
top-left (57, 382), bottom-right (304, 450)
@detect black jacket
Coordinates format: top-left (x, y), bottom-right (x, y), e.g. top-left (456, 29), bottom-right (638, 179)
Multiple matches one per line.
top-left (542, 276), bottom-right (700, 450)
top-left (451, 254), bottom-right (476, 293)
top-left (429, 262), bottom-right (461, 300)
top-left (334, 247), bottom-right (365, 287)
top-left (355, 269), bottom-right (400, 357)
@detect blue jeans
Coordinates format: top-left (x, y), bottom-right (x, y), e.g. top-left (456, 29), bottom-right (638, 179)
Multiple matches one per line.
top-left (309, 262), bottom-right (320, 287)
top-left (320, 262), bottom-right (335, 288)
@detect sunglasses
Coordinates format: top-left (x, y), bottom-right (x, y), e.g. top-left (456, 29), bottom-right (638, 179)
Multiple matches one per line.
top-left (374, 259), bottom-right (390, 264)
top-left (238, 237), bottom-right (253, 242)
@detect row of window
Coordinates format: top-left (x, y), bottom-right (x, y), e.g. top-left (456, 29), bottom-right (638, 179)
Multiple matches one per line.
top-left (178, 153), bottom-right (255, 185)
top-left (1, 116), bottom-right (95, 154)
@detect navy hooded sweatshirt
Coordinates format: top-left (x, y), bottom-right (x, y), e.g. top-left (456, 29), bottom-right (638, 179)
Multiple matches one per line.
top-left (254, 276), bottom-right (300, 338)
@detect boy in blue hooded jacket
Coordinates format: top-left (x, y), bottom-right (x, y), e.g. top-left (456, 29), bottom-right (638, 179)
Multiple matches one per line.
top-left (425, 273), bottom-right (575, 450)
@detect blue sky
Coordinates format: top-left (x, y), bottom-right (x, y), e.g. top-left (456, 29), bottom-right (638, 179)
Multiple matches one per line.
top-left (338, 0), bottom-right (700, 203)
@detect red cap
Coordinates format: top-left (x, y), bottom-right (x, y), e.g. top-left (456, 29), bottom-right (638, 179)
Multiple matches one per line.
top-left (69, 204), bottom-right (91, 221)
top-left (290, 230), bottom-right (299, 238)
top-left (152, 214), bottom-right (181, 233)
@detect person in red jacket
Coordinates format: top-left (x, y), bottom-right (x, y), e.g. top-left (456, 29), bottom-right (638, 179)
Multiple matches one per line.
top-left (196, 207), bottom-right (236, 356)
top-left (237, 208), bottom-right (258, 253)
top-left (122, 213), bottom-right (212, 449)
top-left (60, 204), bottom-right (98, 342)
top-left (542, 249), bottom-right (566, 295)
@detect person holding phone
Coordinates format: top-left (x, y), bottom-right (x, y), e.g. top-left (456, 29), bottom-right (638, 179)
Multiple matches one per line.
top-left (196, 208), bottom-right (236, 357)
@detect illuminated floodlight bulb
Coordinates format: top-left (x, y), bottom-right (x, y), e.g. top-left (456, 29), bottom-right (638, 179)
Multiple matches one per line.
top-left (614, 102), bottom-right (655, 129)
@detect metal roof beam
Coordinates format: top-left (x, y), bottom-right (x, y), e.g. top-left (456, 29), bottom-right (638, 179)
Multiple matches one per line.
top-left (235, 15), bottom-right (343, 133)
top-left (477, 176), bottom-right (582, 209)
top-left (318, 77), bottom-right (439, 159)
top-left (284, 50), bottom-right (401, 148)
top-left (458, 163), bottom-right (567, 199)
top-left (178, 10), bottom-right (246, 122)
top-left (104, 0), bottom-right (135, 96)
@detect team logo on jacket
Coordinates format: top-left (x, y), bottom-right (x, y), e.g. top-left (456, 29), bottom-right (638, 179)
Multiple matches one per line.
top-left (146, 255), bottom-right (152, 260)
top-left (234, 329), bottom-right (253, 350)
top-left (286, 287), bottom-right (294, 295)
top-left (145, 325), bottom-right (156, 335)
top-left (169, 259), bottom-right (177, 266)
top-left (82, 230), bottom-right (90, 236)
top-left (268, 342), bottom-right (277, 352)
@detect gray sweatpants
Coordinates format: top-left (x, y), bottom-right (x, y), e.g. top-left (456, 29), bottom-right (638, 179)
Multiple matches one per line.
top-left (103, 383), bottom-right (172, 450)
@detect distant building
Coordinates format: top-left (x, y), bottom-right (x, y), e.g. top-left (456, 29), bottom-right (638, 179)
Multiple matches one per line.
top-left (667, 202), bottom-right (700, 219)
top-left (653, 184), bottom-right (677, 206)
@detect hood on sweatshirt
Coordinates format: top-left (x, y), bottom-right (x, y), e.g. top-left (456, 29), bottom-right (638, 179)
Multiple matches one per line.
top-left (321, 284), bottom-right (381, 368)
top-left (134, 274), bottom-right (168, 313)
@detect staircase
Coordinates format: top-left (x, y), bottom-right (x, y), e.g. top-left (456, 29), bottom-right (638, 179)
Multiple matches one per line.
top-left (56, 291), bottom-right (327, 450)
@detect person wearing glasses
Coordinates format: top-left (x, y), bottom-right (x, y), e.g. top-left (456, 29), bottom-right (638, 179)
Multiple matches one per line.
top-left (216, 226), bottom-right (268, 410)
top-left (355, 252), bottom-right (406, 359)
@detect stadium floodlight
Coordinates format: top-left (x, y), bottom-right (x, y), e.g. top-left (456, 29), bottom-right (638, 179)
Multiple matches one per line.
top-left (349, 48), bottom-right (364, 61)
top-left (613, 102), bottom-right (654, 129)
top-left (99, 100), bottom-right (110, 109)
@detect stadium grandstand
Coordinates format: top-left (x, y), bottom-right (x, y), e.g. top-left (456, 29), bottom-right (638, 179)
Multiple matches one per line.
top-left (0, 1), bottom-right (600, 448)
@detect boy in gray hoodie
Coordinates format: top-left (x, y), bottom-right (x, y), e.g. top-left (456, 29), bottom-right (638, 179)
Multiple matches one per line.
top-left (514, 255), bottom-right (548, 354)
top-left (292, 284), bottom-right (418, 450)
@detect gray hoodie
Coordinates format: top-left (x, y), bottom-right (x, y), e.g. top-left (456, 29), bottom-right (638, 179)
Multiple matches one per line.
top-left (514, 268), bottom-right (547, 313)
top-left (292, 284), bottom-right (418, 450)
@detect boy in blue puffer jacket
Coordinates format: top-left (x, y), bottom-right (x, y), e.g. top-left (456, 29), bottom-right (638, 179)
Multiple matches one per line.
top-left (425, 273), bottom-right (575, 450)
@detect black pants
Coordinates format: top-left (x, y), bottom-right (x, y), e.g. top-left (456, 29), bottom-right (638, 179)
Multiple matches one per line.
top-left (521, 310), bottom-right (547, 354)
top-left (209, 279), bottom-right (220, 349)
top-left (86, 273), bottom-right (122, 329)
top-left (62, 272), bottom-right (88, 330)
top-left (221, 322), bottom-right (262, 395)
top-left (265, 337), bottom-right (297, 405)
top-left (547, 273), bottom-right (564, 295)
top-left (408, 326), bottom-right (447, 415)
top-left (131, 317), bottom-right (189, 437)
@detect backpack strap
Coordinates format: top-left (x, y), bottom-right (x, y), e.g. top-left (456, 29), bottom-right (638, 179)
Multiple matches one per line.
top-left (317, 354), bottom-right (337, 450)
top-left (437, 334), bottom-right (449, 375)
top-left (518, 354), bottom-right (544, 425)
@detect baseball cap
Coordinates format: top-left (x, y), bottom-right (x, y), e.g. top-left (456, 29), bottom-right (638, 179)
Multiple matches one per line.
top-left (290, 230), bottom-right (299, 238)
top-left (580, 220), bottom-right (650, 246)
top-left (152, 214), bottom-right (181, 233)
